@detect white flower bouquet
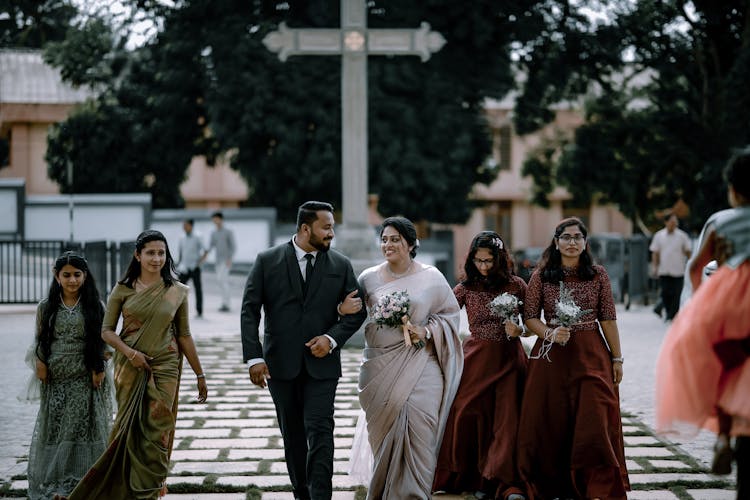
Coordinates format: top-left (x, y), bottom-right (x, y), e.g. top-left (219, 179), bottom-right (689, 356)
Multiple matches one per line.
top-left (555, 281), bottom-right (592, 327)
top-left (372, 290), bottom-right (421, 348)
top-left (488, 292), bottom-right (522, 321)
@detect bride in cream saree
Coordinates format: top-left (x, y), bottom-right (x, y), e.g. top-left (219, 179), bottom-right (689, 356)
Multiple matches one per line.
top-left (353, 262), bottom-right (463, 499)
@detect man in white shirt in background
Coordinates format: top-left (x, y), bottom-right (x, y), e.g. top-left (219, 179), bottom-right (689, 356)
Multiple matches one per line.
top-left (204, 211), bottom-right (236, 312)
top-left (649, 213), bottom-right (692, 321)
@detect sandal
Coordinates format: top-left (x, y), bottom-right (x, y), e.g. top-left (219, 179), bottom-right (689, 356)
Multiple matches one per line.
top-left (710, 435), bottom-right (733, 475)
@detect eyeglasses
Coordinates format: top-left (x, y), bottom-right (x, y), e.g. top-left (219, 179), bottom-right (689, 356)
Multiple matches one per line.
top-left (557, 234), bottom-right (585, 243)
top-left (472, 258), bottom-right (494, 266)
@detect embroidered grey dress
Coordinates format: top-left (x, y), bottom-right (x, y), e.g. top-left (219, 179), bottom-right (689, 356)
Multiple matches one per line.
top-left (27, 299), bottom-right (113, 500)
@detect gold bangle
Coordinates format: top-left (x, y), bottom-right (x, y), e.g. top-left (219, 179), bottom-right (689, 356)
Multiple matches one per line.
top-left (127, 349), bottom-right (137, 361)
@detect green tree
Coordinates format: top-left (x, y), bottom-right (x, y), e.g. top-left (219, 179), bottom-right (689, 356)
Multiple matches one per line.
top-left (200, 0), bottom-right (532, 222)
top-left (516, 0), bottom-right (750, 230)
top-left (0, 0), bottom-right (77, 48)
top-left (44, 9), bottom-right (219, 208)
top-left (43, 0), bottom-right (547, 220)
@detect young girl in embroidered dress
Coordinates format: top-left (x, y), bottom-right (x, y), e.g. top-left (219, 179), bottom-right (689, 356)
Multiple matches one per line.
top-left (27, 252), bottom-right (112, 500)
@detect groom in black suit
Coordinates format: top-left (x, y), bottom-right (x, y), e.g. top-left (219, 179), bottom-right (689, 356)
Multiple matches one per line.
top-left (241, 201), bottom-right (367, 500)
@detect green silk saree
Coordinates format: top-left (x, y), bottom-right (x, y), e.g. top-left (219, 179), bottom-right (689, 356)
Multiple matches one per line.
top-left (68, 280), bottom-right (190, 500)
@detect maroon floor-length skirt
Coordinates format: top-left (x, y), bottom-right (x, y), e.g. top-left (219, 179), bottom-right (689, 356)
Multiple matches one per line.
top-left (517, 328), bottom-right (630, 500)
top-left (434, 335), bottom-right (527, 499)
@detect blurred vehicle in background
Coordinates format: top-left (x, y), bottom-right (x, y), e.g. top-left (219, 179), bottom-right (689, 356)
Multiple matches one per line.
top-left (513, 247), bottom-right (544, 283)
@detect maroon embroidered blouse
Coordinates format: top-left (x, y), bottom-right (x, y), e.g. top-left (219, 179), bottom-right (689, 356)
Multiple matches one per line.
top-left (523, 265), bottom-right (617, 331)
top-left (453, 275), bottom-right (527, 342)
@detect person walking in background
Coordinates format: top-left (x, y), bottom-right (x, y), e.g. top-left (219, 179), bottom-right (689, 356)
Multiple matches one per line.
top-left (64, 230), bottom-right (207, 500)
top-left (656, 147), bottom-right (750, 497)
top-left (204, 211), bottom-right (236, 312)
top-left (518, 217), bottom-right (629, 499)
top-left (649, 213), bottom-right (692, 321)
top-left (241, 201), bottom-right (367, 500)
top-left (177, 218), bottom-right (206, 318)
top-left (27, 252), bottom-right (112, 500)
top-left (433, 231), bottom-right (528, 500)
top-left (349, 216), bottom-right (463, 499)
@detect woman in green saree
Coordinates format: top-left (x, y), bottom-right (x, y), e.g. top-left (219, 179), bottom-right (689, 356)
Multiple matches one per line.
top-left (64, 230), bottom-right (208, 499)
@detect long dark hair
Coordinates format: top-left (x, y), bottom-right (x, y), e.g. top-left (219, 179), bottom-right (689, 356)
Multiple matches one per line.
top-left (538, 217), bottom-right (597, 283)
top-left (380, 216), bottom-right (419, 258)
top-left (461, 231), bottom-right (513, 290)
top-left (36, 251), bottom-right (106, 373)
top-left (725, 145), bottom-right (750, 200)
top-left (119, 230), bottom-right (177, 288)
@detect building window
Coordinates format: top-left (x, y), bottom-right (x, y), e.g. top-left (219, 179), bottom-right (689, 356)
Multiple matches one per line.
top-left (491, 124), bottom-right (513, 171)
top-left (562, 201), bottom-right (589, 228)
top-left (484, 201), bottom-right (513, 248)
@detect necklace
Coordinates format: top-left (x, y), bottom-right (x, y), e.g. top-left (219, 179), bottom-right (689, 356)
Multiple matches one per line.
top-left (60, 294), bottom-right (81, 314)
top-left (386, 261), bottom-right (413, 279)
top-left (136, 277), bottom-right (157, 289)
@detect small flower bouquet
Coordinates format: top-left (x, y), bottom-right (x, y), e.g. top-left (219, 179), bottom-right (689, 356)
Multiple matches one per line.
top-left (555, 281), bottom-right (592, 327)
top-left (488, 292), bottom-right (522, 322)
top-left (372, 290), bottom-right (421, 348)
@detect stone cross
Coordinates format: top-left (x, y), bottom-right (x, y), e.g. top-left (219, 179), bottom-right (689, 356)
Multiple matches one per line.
top-left (263, 0), bottom-right (445, 230)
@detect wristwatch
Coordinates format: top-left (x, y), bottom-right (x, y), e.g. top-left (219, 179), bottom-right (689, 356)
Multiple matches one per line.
top-left (611, 356), bottom-right (624, 364)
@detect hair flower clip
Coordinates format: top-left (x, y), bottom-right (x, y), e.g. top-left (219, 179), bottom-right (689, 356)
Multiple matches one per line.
top-left (493, 237), bottom-right (503, 249)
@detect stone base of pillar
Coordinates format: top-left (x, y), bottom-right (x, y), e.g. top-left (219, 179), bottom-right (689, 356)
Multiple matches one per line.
top-left (333, 223), bottom-right (381, 348)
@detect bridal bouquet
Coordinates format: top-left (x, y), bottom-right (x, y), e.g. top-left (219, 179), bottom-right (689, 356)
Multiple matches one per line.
top-left (488, 292), bottom-right (522, 321)
top-left (372, 290), bottom-right (421, 348)
top-left (372, 290), bottom-right (411, 328)
top-left (530, 282), bottom-right (592, 362)
top-left (555, 281), bottom-right (592, 327)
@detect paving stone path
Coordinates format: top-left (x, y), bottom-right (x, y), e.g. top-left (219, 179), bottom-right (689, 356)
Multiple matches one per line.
top-left (0, 270), bottom-right (740, 499)
top-left (2, 335), bottom-right (737, 499)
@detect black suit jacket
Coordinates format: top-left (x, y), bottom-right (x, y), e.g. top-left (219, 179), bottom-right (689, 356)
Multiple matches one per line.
top-left (240, 240), bottom-right (367, 380)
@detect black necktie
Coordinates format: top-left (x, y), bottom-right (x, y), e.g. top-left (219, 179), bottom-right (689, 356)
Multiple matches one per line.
top-left (303, 253), bottom-right (314, 295)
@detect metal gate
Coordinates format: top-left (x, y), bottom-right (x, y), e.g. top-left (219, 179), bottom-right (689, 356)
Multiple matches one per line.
top-left (0, 240), bottom-right (135, 304)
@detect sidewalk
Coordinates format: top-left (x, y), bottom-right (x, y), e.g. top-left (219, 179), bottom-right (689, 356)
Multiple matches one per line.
top-left (0, 271), bottom-right (738, 499)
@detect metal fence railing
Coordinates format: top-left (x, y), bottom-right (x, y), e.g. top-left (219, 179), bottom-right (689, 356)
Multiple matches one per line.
top-left (0, 240), bottom-right (135, 304)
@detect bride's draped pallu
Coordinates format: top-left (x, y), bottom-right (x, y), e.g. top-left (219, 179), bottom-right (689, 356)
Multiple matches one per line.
top-left (355, 264), bottom-right (463, 500)
top-left (68, 281), bottom-right (190, 500)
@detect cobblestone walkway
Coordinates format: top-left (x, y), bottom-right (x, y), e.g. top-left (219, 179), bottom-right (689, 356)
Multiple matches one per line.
top-left (2, 335), bottom-right (737, 499)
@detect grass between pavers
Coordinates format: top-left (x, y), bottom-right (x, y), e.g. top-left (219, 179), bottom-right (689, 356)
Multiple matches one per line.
top-left (0, 481), bottom-right (14, 497)
top-left (176, 436), bottom-right (194, 450)
top-left (620, 413), bottom-right (710, 473)
top-left (267, 436), bottom-right (281, 449)
top-left (166, 480), bottom-right (245, 494)
top-left (631, 483), bottom-right (735, 499)
top-left (256, 459), bottom-right (273, 474)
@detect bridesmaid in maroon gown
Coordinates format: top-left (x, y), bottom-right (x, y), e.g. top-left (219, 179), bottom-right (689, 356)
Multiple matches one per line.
top-left (433, 231), bottom-right (528, 500)
top-left (518, 217), bottom-right (629, 499)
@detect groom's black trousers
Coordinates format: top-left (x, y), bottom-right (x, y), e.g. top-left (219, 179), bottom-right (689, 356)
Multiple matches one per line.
top-left (268, 369), bottom-right (338, 500)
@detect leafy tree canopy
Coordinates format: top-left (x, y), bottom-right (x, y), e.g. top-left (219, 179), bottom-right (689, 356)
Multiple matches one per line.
top-left (43, 0), bottom-right (542, 220)
top-left (44, 4), bottom-right (219, 208)
top-left (0, 0), bottom-right (77, 48)
top-left (516, 0), bottom-right (750, 231)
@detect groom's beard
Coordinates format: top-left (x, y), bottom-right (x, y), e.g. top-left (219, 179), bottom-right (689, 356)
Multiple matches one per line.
top-left (310, 233), bottom-right (333, 252)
